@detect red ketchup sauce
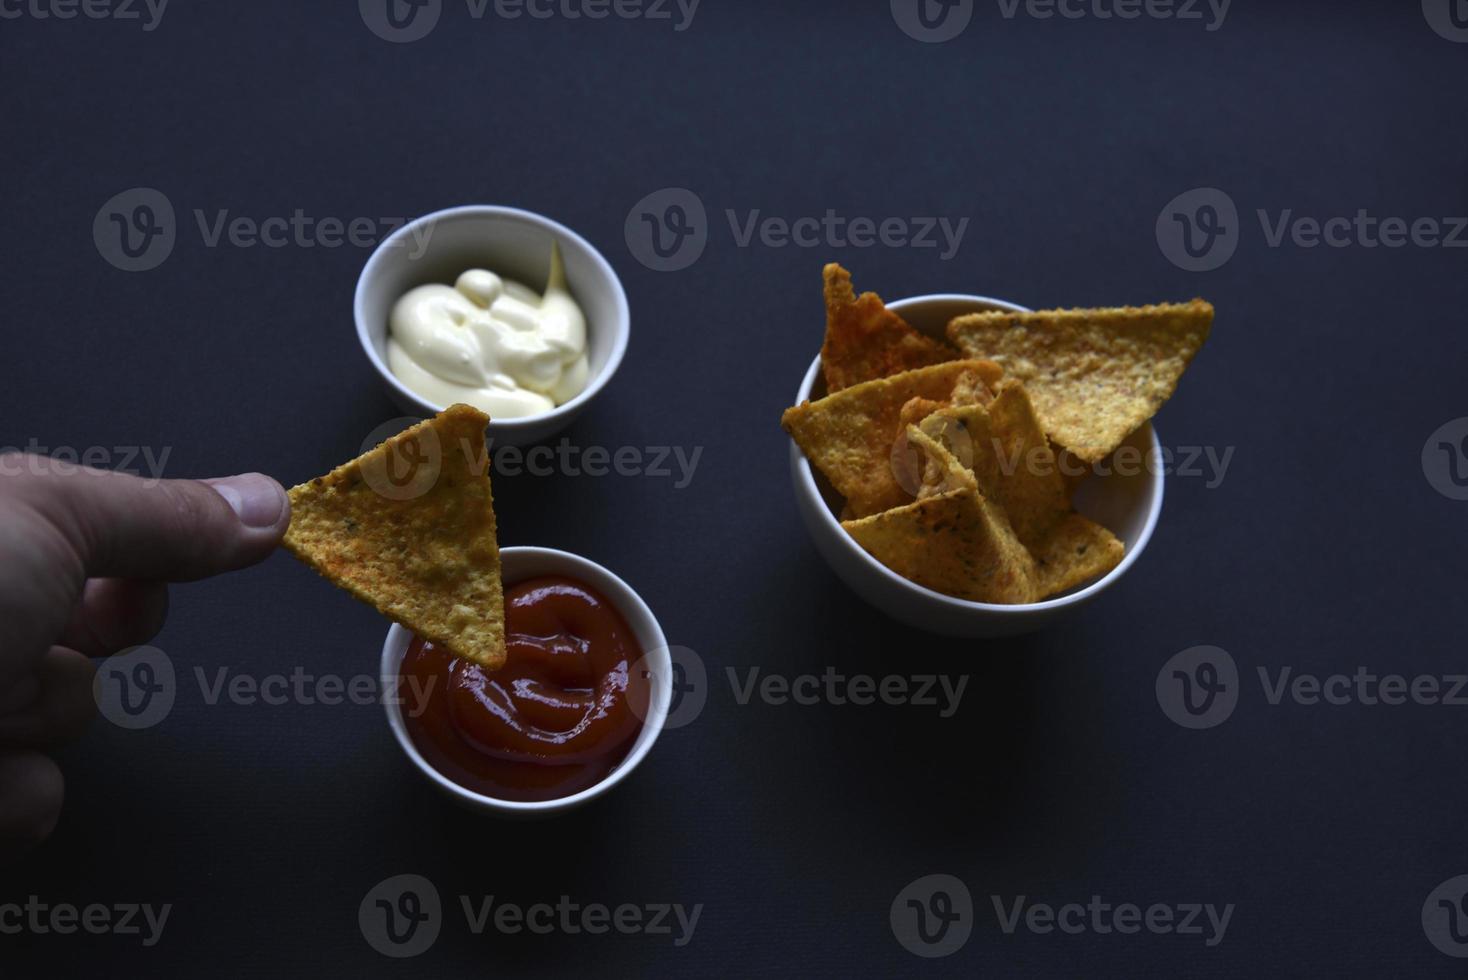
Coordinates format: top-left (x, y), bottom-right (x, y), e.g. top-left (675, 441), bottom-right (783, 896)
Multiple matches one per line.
top-left (399, 576), bottom-right (650, 802)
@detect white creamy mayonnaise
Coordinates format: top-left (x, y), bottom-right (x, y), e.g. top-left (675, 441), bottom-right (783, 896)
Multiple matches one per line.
top-left (387, 243), bottom-right (589, 418)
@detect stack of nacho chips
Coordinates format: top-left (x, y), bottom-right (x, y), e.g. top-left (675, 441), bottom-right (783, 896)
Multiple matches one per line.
top-left (781, 264), bottom-right (1212, 605)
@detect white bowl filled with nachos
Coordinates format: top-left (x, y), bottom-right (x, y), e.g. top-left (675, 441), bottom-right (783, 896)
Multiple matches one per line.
top-left (782, 264), bottom-right (1212, 637)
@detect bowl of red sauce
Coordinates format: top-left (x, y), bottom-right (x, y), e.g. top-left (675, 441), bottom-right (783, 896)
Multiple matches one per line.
top-left (380, 547), bottom-right (671, 816)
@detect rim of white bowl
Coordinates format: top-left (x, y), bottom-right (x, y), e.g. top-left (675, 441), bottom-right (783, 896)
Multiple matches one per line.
top-left (380, 546), bottom-right (671, 814)
top-left (791, 292), bottom-right (1166, 614)
top-left (354, 205), bottom-right (630, 431)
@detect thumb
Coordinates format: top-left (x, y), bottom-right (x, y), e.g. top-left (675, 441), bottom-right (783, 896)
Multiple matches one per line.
top-left (20, 466), bottom-right (290, 582)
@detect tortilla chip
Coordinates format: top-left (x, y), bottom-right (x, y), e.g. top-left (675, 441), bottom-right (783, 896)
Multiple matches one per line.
top-left (907, 425), bottom-right (977, 500)
top-left (950, 368), bottom-right (995, 407)
top-left (1032, 512), bottom-right (1125, 598)
top-left (893, 404), bottom-right (953, 500)
top-left (918, 381), bottom-right (1070, 549)
top-left (898, 396), bottom-right (948, 433)
top-left (820, 263), bottom-right (958, 392)
top-left (842, 488), bottom-right (1037, 603)
top-left (946, 300), bottom-right (1212, 462)
top-left (283, 404), bottom-right (506, 669)
top-left (782, 360), bottom-right (1002, 518)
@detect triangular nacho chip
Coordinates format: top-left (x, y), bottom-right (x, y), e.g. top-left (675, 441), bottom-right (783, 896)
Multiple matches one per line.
top-left (820, 263), bottom-right (958, 392)
top-left (946, 300), bottom-right (1213, 462)
top-left (913, 383), bottom-right (1125, 598)
top-left (897, 396), bottom-right (949, 433)
top-left (283, 404), bottom-right (506, 668)
top-left (950, 367), bottom-right (995, 407)
top-left (1031, 512), bottom-right (1125, 598)
top-left (782, 359), bottom-right (1002, 518)
top-left (907, 425), bottom-right (977, 500)
top-left (919, 380), bottom-right (1071, 549)
top-left (841, 488), bottom-right (1037, 603)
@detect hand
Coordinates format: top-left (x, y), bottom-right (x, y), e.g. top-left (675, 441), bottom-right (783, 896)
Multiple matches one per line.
top-left (0, 456), bottom-right (289, 864)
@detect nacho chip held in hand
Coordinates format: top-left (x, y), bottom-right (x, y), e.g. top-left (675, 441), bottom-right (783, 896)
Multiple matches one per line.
top-left (283, 404), bottom-right (506, 669)
top-left (946, 300), bottom-right (1213, 463)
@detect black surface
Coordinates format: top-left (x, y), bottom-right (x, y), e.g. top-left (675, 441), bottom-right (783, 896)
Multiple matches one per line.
top-left (3, 1), bottom-right (1467, 975)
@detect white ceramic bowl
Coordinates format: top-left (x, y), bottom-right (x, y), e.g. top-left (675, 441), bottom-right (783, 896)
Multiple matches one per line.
top-left (355, 206), bottom-right (630, 447)
top-left (380, 547), bottom-right (671, 817)
top-left (788, 293), bottom-right (1165, 638)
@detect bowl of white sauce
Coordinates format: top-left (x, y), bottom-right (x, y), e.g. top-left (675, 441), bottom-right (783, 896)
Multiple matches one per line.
top-left (355, 205), bottom-right (630, 447)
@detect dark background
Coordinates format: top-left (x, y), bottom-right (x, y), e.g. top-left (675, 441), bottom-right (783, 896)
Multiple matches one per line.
top-left (3, 0), bottom-right (1466, 975)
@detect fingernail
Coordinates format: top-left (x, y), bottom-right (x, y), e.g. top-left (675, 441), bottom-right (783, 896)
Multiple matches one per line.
top-left (206, 474), bottom-right (286, 529)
